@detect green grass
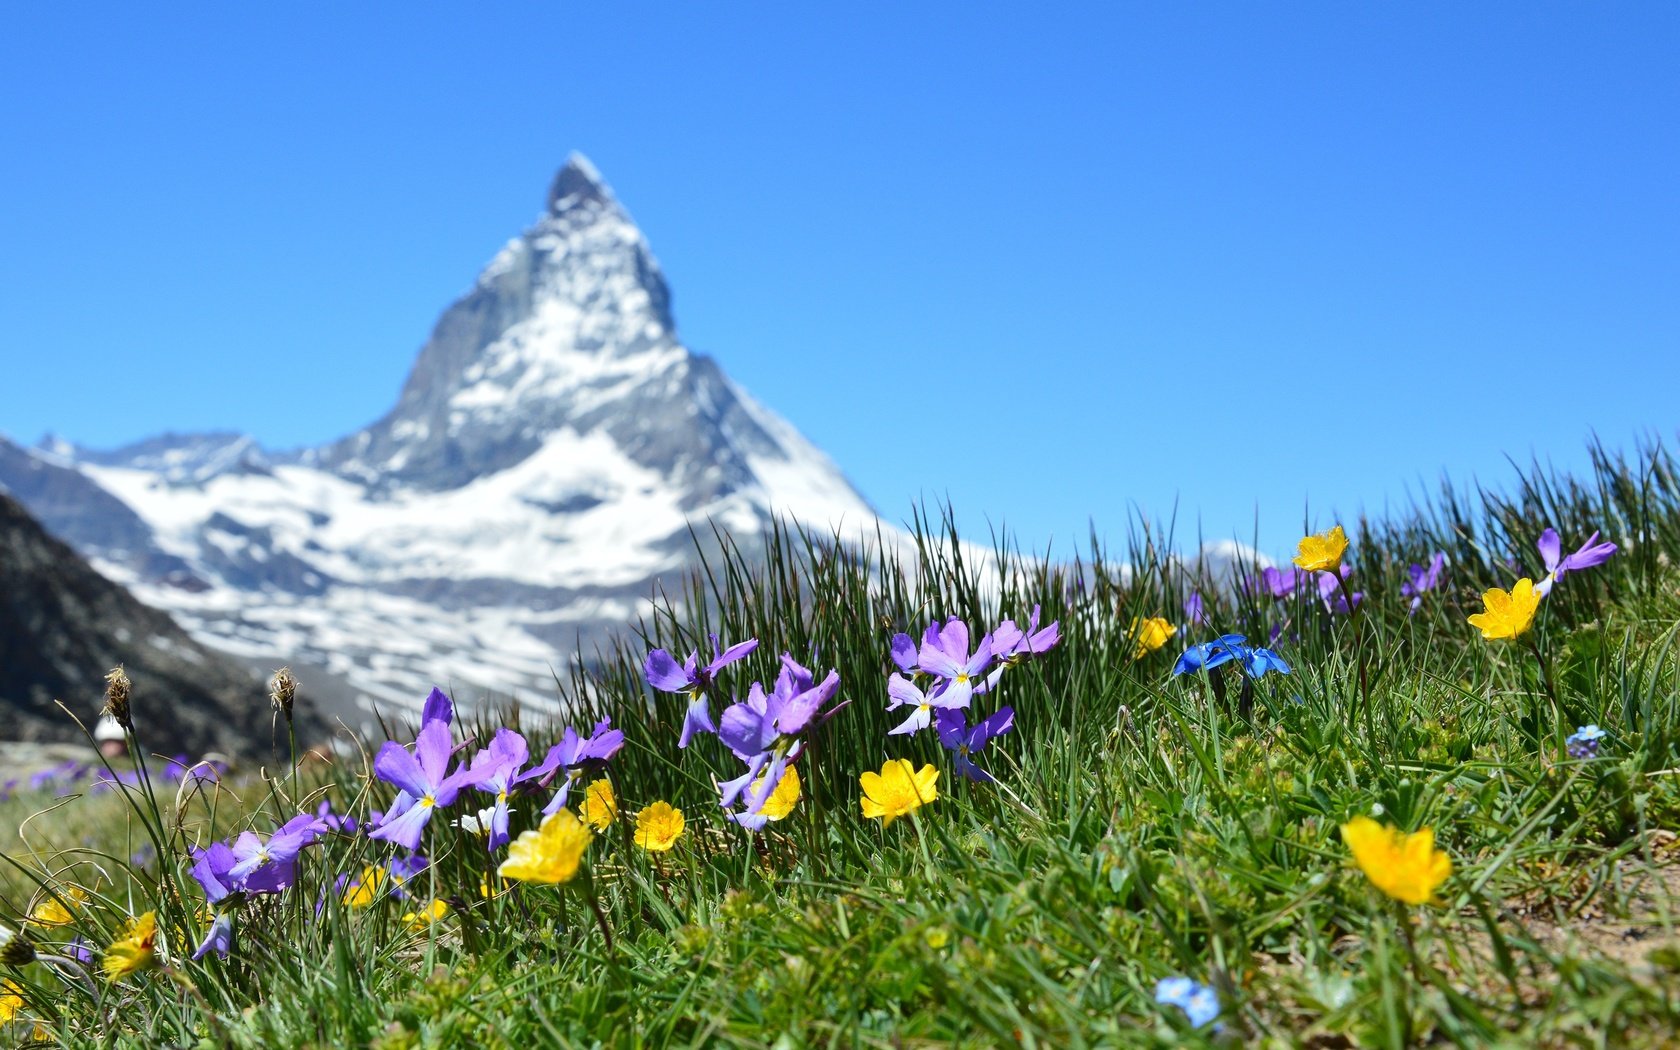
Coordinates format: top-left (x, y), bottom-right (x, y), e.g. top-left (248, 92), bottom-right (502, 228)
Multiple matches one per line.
top-left (3, 436), bottom-right (1680, 1047)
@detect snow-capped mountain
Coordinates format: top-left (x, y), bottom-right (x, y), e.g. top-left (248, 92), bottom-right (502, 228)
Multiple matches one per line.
top-left (1, 155), bottom-right (875, 725)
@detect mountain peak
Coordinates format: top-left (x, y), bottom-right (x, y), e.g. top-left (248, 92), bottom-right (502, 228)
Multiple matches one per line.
top-left (547, 152), bottom-right (612, 214)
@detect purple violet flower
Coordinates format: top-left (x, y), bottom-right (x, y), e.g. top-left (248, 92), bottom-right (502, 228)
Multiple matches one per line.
top-left (1316, 565), bottom-right (1363, 614)
top-left (1260, 566), bottom-right (1306, 599)
top-left (646, 635), bottom-right (759, 748)
top-left (936, 706), bottom-right (1015, 782)
top-left (884, 673), bottom-right (971, 736)
top-left (915, 618), bottom-right (995, 710)
top-left (717, 655), bottom-right (844, 818)
top-left (991, 606), bottom-right (1061, 665)
top-left (517, 718), bottom-right (625, 815)
top-left (460, 727), bottom-right (529, 849)
top-left (1536, 528), bottom-right (1618, 597)
top-left (420, 686), bottom-right (454, 727)
top-left (368, 720), bottom-right (477, 851)
top-left (191, 912), bottom-right (234, 961)
top-left (1183, 592), bottom-right (1208, 626)
top-left (1401, 552), bottom-right (1447, 614)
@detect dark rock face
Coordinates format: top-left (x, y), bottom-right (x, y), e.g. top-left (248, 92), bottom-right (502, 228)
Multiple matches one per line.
top-left (0, 492), bottom-right (320, 755)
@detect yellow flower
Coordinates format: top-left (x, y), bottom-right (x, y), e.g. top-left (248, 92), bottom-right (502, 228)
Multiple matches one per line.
top-left (1293, 525), bottom-right (1349, 573)
top-left (860, 759), bottom-right (939, 826)
top-left (30, 886), bottom-right (87, 927)
top-left (1467, 578), bottom-right (1541, 640)
top-left (403, 899), bottom-right (449, 929)
top-left (579, 779), bottom-right (618, 831)
top-left (102, 911), bottom-right (158, 982)
top-left (0, 980), bottom-right (22, 1023)
top-left (1129, 616), bottom-right (1177, 659)
top-left (1340, 816), bottom-right (1452, 905)
top-left (341, 865), bottom-right (387, 908)
top-left (754, 766), bottom-right (802, 823)
top-left (633, 801), bottom-right (686, 852)
top-left (498, 810), bottom-right (592, 884)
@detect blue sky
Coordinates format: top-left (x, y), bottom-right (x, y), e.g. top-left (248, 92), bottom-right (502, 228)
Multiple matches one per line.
top-left (2, 4), bottom-right (1676, 557)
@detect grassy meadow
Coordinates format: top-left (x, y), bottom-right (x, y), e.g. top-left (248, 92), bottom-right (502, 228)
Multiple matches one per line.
top-left (3, 438), bottom-right (1680, 1047)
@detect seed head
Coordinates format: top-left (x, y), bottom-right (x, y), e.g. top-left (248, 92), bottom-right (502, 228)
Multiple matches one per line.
top-left (0, 923), bottom-right (35, 967)
top-left (269, 667), bottom-right (298, 722)
top-left (102, 666), bottom-right (133, 731)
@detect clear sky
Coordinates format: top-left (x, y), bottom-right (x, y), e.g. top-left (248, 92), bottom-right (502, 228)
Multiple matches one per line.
top-left (2, 4), bottom-right (1676, 558)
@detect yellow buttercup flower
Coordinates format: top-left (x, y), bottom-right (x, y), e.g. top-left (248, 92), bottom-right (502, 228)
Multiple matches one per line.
top-left (860, 759), bottom-right (939, 826)
top-left (579, 779), bottom-right (618, 831)
top-left (634, 801), bottom-right (686, 852)
top-left (1467, 578), bottom-right (1541, 640)
top-left (1129, 616), bottom-right (1177, 659)
top-left (1293, 525), bottom-right (1349, 573)
top-left (498, 810), bottom-right (592, 884)
top-left (0, 980), bottom-right (22, 1023)
top-left (403, 899), bottom-right (449, 929)
top-left (30, 886), bottom-right (87, 927)
top-left (102, 911), bottom-right (158, 981)
top-left (754, 766), bottom-right (802, 822)
top-left (1340, 816), bottom-right (1452, 905)
top-left (341, 865), bottom-right (387, 908)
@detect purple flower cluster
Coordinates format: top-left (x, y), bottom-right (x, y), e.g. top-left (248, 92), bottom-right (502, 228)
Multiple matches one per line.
top-left (887, 607), bottom-right (1060, 782)
top-left (1401, 552), bottom-right (1447, 615)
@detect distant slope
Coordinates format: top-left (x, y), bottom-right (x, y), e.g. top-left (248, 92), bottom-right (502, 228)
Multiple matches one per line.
top-left (0, 491), bottom-right (319, 755)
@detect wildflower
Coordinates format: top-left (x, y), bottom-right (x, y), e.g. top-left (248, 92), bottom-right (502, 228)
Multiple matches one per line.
top-left (420, 686), bottom-right (454, 726)
top-left (29, 886), bottom-right (86, 927)
top-left (268, 666), bottom-right (298, 722)
top-left (459, 727), bottom-right (530, 850)
top-left (453, 806), bottom-right (502, 837)
top-left (1340, 815), bottom-right (1452, 905)
top-left (716, 654), bottom-right (843, 821)
top-left (225, 811), bottom-right (330, 892)
top-left (634, 802), bottom-right (686, 852)
top-left (315, 798), bottom-right (358, 836)
top-left (498, 810), bottom-right (592, 884)
top-left (860, 759), bottom-right (939, 826)
top-left (884, 672), bottom-right (968, 737)
top-left (1293, 525), bottom-right (1349, 574)
top-left (914, 619), bottom-right (994, 710)
top-left (1566, 724), bottom-right (1606, 760)
top-left (0, 980), bottom-right (20, 1023)
top-left (1183, 592), bottom-right (1208, 626)
top-left (518, 718), bottom-right (625, 815)
top-left (101, 665), bottom-right (133, 731)
top-left (1401, 552), bottom-right (1447, 614)
top-left (403, 899), bottom-right (449, 929)
top-left (1259, 566), bottom-right (1306, 599)
top-left (645, 635), bottom-right (759, 747)
top-left (578, 779), bottom-right (618, 831)
top-left (0, 924), bottom-right (35, 966)
top-left (189, 842), bottom-right (239, 904)
top-left (1130, 616), bottom-right (1177, 658)
top-left (991, 606), bottom-right (1061, 665)
top-left (730, 766), bottom-right (801, 830)
top-left (102, 911), bottom-right (158, 981)
top-left (1536, 528), bottom-right (1618, 597)
top-left (1466, 578), bottom-right (1541, 640)
top-left (369, 719), bottom-right (478, 851)
top-left (190, 912), bottom-right (233, 961)
top-left (936, 706), bottom-right (1015, 783)
top-left (340, 865), bottom-right (388, 908)
top-left (1171, 634), bottom-right (1290, 679)
top-left (1155, 976), bottom-right (1221, 1029)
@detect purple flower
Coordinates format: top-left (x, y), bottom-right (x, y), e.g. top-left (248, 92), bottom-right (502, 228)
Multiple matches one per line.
top-left (191, 912), bottom-right (234, 961)
top-left (1537, 529), bottom-right (1618, 596)
top-left (1183, 592), bottom-right (1208, 626)
top-left (884, 673), bottom-right (972, 736)
top-left (936, 706), bottom-right (1015, 782)
top-left (225, 811), bottom-right (328, 892)
top-left (717, 655), bottom-right (844, 818)
top-left (646, 635), bottom-right (759, 748)
top-left (420, 686), bottom-right (454, 727)
top-left (369, 720), bottom-right (477, 851)
top-left (190, 842), bottom-right (238, 903)
top-left (518, 718), bottom-right (624, 815)
top-left (1259, 566), bottom-right (1306, 599)
top-left (1401, 552), bottom-right (1447, 614)
top-left (991, 606), bottom-right (1060, 665)
top-left (315, 799), bottom-right (359, 836)
top-left (914, 618), bottom-right (995, 710)
top-left (460, 727), bottom-right (529, 849)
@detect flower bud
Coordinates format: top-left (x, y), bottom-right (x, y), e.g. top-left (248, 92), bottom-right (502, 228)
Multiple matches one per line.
top-left (0, 923), bottom-right (36, 966)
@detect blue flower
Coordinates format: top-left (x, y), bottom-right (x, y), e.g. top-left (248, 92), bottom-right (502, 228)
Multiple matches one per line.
top-left (1566, 724), bottom-right (1606, 760)
top-left (1155, 975), bottom-right (1221, 1028)
top-left (1172, 634), bottom-right (1291, 679)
